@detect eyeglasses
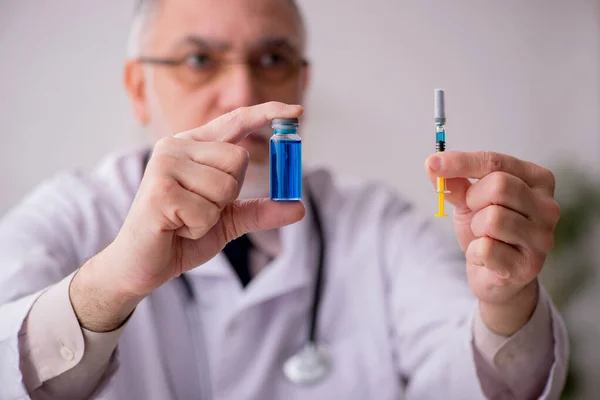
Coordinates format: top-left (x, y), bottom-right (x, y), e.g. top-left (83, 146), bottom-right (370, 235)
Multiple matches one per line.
top-left (137, 46), bottom-right (309, 88)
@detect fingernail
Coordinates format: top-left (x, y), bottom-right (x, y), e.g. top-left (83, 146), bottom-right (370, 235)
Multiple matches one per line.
top-left (428, 155), bottom-right (442, 172)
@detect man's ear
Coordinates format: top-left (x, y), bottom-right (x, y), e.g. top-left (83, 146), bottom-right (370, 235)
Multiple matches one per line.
top-left (124, 60), bottom-right (150, 125)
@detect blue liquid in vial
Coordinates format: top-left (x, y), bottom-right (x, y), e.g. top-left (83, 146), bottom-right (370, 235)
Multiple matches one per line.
top-left (270, 139), bottom-right (302, 201)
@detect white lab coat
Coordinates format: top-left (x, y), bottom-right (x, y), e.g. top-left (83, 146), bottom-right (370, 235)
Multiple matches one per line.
top-left (0, 146), bottom-right (568, 400)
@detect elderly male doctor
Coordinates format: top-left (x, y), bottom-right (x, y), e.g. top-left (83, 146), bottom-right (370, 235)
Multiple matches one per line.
top-left (0, 0), bottom-right (568, 399)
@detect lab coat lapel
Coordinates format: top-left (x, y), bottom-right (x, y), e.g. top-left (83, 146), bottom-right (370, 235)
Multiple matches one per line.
top-left (233, 187), bottom-right (319, 314)
top-left (147, 280), bottom-right (202, 400)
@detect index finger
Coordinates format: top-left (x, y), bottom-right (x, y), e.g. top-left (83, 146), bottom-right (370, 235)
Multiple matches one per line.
top-left (426, 151), bottom-right (555, 194)
top-left (175, 102), bottom-right (304, 143)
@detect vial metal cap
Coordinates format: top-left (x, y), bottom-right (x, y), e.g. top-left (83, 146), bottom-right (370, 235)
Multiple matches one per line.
top-left (272, 118), bottom-right (299, 125)
top-left (434, 88), bottom-right (446, 124)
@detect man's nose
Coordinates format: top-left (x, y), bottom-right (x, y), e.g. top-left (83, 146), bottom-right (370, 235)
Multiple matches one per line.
top-left (217, 64), bottom-right (259, 112)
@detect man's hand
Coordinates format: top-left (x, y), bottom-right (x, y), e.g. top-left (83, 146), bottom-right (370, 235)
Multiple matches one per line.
top-left (70, 102), bottom-right (306, 332)
top-left (425, 151), bottom-right (560, 336)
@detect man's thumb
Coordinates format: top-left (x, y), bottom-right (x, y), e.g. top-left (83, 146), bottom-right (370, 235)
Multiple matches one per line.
top-left (221, 198), bottom-right (306, 242)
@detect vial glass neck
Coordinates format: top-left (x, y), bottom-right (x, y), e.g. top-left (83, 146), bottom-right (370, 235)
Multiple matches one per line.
top-left (274, 128), bottom-right (298, 134)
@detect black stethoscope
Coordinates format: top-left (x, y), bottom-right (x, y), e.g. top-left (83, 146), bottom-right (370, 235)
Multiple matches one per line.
top-left (175, 181), bottom-right (331, 393)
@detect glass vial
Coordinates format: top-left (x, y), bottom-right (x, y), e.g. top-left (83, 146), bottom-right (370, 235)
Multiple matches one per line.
top-left (270, 118), bottom-right (302, 201)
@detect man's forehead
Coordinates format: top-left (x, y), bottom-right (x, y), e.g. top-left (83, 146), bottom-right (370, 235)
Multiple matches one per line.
top-left (151, 0), bottom-right (303, 49)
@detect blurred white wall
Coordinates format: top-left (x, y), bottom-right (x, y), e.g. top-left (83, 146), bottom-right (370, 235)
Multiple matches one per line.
top-left (1, 1), bottom-right (599, 221)
top-left (1, 1), bottom-right (599, 227)
top-left (300, 0), bottom-right (600, 232)
top-left (0, 2), bottom-right (142, 214)
top-left (1, 0), bottom-right (599, 396)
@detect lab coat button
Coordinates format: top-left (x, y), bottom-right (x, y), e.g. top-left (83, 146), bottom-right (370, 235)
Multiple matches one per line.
top-left (60, 345), bottom-right (74, 361)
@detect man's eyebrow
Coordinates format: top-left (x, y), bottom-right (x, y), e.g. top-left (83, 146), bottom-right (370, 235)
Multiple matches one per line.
top-left (169, 35), bottom-right (301, 53)
top-left (253, 37), bottom-right (301, 51)
top-left (171, 36), bottom-right (232, 51)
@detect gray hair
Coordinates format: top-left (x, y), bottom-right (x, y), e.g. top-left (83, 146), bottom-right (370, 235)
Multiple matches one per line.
top-left (126, 0), bottom-right (305, 58)
top-left (126, 0), bottom-right (159, 58)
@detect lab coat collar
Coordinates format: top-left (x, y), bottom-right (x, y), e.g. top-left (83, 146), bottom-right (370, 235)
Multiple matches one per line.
top-left (234, 196), bottom-right (318, 313)
top-left (189, 176), bottom-right (320, 314)
top-left (234, 174), bottom-right (323, 314)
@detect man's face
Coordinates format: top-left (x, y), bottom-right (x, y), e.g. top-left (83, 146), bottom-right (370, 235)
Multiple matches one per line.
top-left (127, 0), bottom-right (308, 168)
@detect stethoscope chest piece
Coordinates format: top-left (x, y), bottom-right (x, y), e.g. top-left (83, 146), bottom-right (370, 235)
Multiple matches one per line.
top-left (283, 342), bottom-right (331, 386)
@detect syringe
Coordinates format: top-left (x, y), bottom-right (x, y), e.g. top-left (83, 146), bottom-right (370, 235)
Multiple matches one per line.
top-left (434, 88), bottom-right (449, 217)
